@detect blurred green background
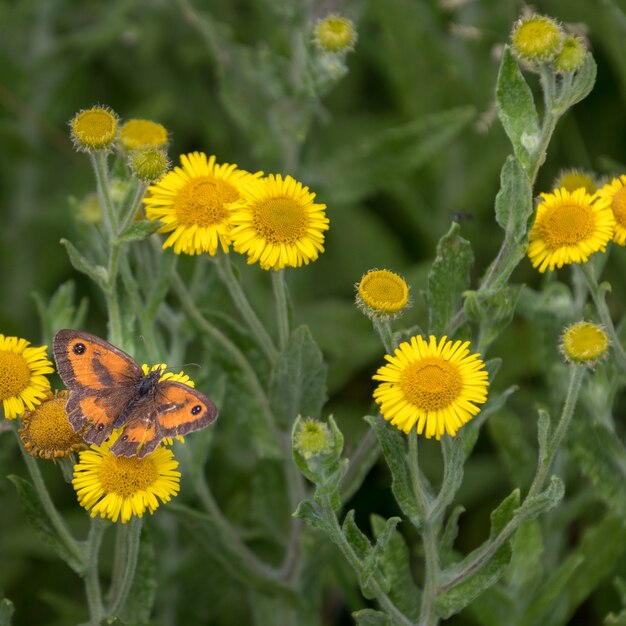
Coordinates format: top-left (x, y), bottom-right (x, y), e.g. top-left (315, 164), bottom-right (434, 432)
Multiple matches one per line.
top-left (2, 0), bottom-right (626, 624)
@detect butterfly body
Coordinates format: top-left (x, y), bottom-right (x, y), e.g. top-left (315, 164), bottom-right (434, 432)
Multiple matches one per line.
top-left (53, 329), bottom-right (218, 459)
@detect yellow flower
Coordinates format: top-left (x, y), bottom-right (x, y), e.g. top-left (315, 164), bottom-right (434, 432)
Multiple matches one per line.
top-left (314, 14), bottom-right (357, 53)
top-left (230, 174), bottom-right (329, 271)
top-left (356, 269), bottom-right (410, 320)
top-left (554, 35), bottom-right (587, 73)
top-left (144, 152), bottom-right (259, 256)
top-left (511, 14), bottom-right (564, 63)
top-left (373, 335), bottom-right (489, 439)
top-left (72, 430), bottom-right (181, 523)
top-left (294, 418), bottom-right (332, 459)
top-left (527, 188), bottom-right (615, 273)
top-left (119, 119), bottom-right (168, 150)
top-left (19, 390), bottom-right (85, 459)
top-left (560, 321), bottom-right (609, 367)
top-left (594, 176), bottom-right (626, 245)
top-left (0, 334), bottom-right (54, 419)
top-left (70, 106), bottom-right (118, 152)
top-left (553, 168), bottom-right (596, 195)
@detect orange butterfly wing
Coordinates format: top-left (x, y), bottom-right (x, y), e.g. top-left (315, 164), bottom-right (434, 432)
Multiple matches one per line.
top-left (111, 381), bottom-right (218, 459)
top-left (53, 329), bottom-right (219, 457)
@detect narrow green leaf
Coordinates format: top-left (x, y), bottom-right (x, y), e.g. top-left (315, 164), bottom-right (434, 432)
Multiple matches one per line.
top-left (0, 597), bottom-right (14, 626)
top-left (365, 415), bottom-right (423, 528)
top-left (293, 500), bottom-right (332, 535)
top-left (60, 238), bottom-right (108, 288)
top-left (490, 488), bottom-right (521, 538)
top-left (270, 325), bottom-right (328, 428)
top-left (7, 475), bottom-right (84, 574)
top-left (342, 510), bottom-right (371, 561)
top-left (495, 46), bottom-right (540, 169)
top-left (519, 476), bottom-right (564, 521)
top-left (118, 527), bottom-right (157, 625)
top-left (314, 459), bottom-right (349, 510)
top-left (361, 517), bottom-right (401, 596)
top-left (559, 54), bottom-right (597, 109)
top-left (352, 608), bottom-right (392, 626)
top-left (494, 156), bottom-right (533, 240)
top-left (427, 222), bottom-right (473, 336)
top-left (115, 220), bottom-right (159, 243)
top-left (33, 280), bottom-right (88, 342)
top-left (537, 409), bottom-right (551, 469)
top-left (440, 506), bottom-right (465, 567)
top-left (371, 514), bottom-right (421, 620)
top-left (508, 521), bottom-right (544, 595)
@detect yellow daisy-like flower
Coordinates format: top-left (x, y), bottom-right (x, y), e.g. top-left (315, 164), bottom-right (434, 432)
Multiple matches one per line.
top-left (0, 334), bottom-right (54, 420)
top-left (527, 188), bottom-right (615, 273)
top-left (511, 14), bottom-right (564, 63)
top-left (560, 321), bottom-right (609, 367)
top-left (19, 390), bottom-right (85, 459)
top-left (594, 175), bottom-right (626, 245)
top-left (144, 152), bottom-right (259, 256)
top-left (72, 430), bottom-right (181, 523)
top-left (70, 106), bottom-right (118, 152)
top-left (119, 119), bottom-right (168, 150)
top-left (373, 335), bottom-right (489, 439)
top-left (356, 269), bottom-right (410, 320)
top-left (230, 174), bottom-right (329, 271)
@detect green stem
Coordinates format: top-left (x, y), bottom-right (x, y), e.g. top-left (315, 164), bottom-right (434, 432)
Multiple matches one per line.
top-left (579, 263), bottom-right (626, 374)
top-left (320, 496), bottom-right (414, 626)
top-left (419, 521), bottom-right (440, 626)
top-left (15, 428), bottom-right (84, 568)
top-left (90, 151), bottom-right (117, 238)
top-left (84, 518), bottom-right (106, 625)
top-left (441, 364), bottom-right (585, 594)
top-left (408, 430), bottom-right (430, 522)
top-left (373, 318), bottom-right (395, 353)
top-left (214, 254), bottom-right (278, 363)
top-left (118, 181), bottom-right (148, 235)
top-left (106, 243), bottom-right (123, 347)
top-left (272, 269), bottom-right (290, 350)
top-left (108, 517), bottom-right (143, 617)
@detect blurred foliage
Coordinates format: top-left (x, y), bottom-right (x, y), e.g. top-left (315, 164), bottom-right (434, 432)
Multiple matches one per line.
top-left (2, 0), bottom-right (626, 624)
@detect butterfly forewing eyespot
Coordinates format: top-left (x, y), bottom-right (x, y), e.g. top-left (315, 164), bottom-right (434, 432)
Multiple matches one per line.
top-left (52, 329), bottom-right (219, 458)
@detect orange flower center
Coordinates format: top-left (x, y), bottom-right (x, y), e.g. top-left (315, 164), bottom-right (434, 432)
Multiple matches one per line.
top-left (611, 187), bottom-right (626, 227)
top-left (0, 350), bottom-right (32, 400)
top-left (537, 202), bottom-right (593, 249)
top-left (99, 455), bottom-right (159, 496)
top-left (254, 197), bottom-right (307, 243)
top-left (174, 176), bottom-right (238, 227)
top-left (399, 357), bottom-right (462, 411)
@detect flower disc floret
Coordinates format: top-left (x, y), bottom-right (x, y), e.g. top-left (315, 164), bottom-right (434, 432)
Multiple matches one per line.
top-left (594, 175), bottom-right (626, 245)
top-left (527, 187), bottom-right (615, 272)
top-left (144, 152), bottom-right (259, 256)
top-left (373, 335), bottom-right (489, 439)
top-left (119, 119), bottom-right (168, 150)
top-left (72, 431), bottom-right (181, 523)
top-left (0, 334), bottom-right (53, 419)
top-left (314, 14), bottom-right (357, 53)
top-left (294, 418), bottom-right (333, 459)
top-left (560, 321), bottom-right (609, 366)
top-left (230, 174), bottom-right (329, 271)
top-left (19, 390), bottom-right (85, 459)
top-left (511, 14), bottom-right (564, 63)
top-left (70, 106), bottom-right (118, 151)
top-left (356, 269), bottom-right (410, 320)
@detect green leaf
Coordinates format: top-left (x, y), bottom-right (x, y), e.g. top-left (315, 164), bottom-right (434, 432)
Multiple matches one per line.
top-left (118, 527), bottom-right (157, 625)
top-left (365, 415), bottom-right (423, 528)
top-left (508, 521), bottom-right (544, 595)
top-left (308, 107), bottom-right (475, 204)
top-left (33, 280), bottom-right (88, 342)
top-left (7, 475), bottom-right (84, 574)
top-left (60, 238), bottom-right (108, 288)
top-left (427, 222), bottom-right (473, 336)
top-left (293, 500), bottom-right (332, 535)
top-left (352, 609), bottom-right (392, 626)
top-left (360, 516), bottom-right (401, 597)
top-left (371, 514), bottom-right (421, 620)
top-left (440, 505), bottom-right (465, 567)
top-left (571, 420), bottom-right (626, 515)
top-left (342, 510), bottom-right (371, 561)
top-left (537, 409), bottom-right (551, 469)
top-left (605, 610), bottom-right (626, 626)
top-left (559, 54), bottom-right (597, 110)
top-left (313, 459), bottom-right (348, 511)
top-left (115, 220), bottom-right (160, 243)
top-left (270, 325), bottom-right (328, 428)
top-left (436, 489), bottom-right (520, 618)
top-left (518, 476), bottom-right (564, 522)
top-left (0, 597), bottom-right (14, 626)
top-left (494, 156), bottom-right (533, 241)
top-left (495, 47), bottom-right (540, 170)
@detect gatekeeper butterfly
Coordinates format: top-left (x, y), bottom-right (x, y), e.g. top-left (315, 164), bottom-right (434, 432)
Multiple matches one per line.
top-left (53, 329), bottom-right (218, 459)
